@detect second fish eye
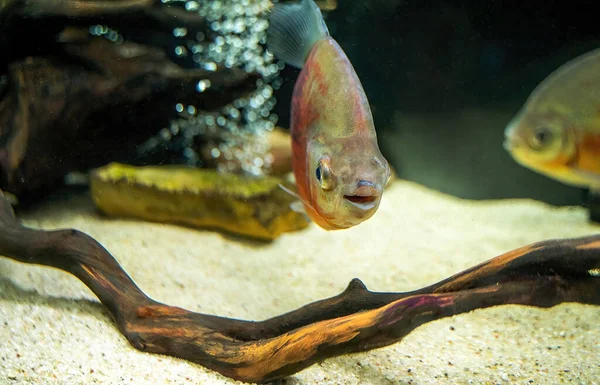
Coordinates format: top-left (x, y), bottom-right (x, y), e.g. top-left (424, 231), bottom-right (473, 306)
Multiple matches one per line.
top-left (531, 126), bottom-right (553, 149)
top-left (315, 165), bottom-right (322, 181)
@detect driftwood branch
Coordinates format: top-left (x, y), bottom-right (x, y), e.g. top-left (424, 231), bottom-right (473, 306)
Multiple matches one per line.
top-left (0, 189), bottom-right (599, 382)
top-left (0, 0), bottom-right (259, 201)
top-left (0, 36), bottom-right (256, 200)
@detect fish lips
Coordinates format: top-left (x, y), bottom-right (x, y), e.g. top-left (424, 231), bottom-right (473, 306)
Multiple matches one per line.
top-left (343, 182), bottom-right (381, 211)
top-left (503, 118), bottom-right (525, 152)
top-left (503, 133), bottom-right (526, 152)
top-left (503, 139), bottom-right (515, 151)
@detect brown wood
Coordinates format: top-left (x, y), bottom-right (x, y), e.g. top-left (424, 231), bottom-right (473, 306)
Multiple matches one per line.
top-left (0, 0), bottom-right (258, 201)
top-left (0, 189), bottom-right (598, 382)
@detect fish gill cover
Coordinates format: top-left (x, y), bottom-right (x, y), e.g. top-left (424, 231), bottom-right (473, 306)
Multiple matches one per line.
top-left (134, 0), bottom-right (282, 177)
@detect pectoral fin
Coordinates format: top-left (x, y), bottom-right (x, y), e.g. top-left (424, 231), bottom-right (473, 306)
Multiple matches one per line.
top-left (279, 183), bottom-right (302, 200)
top-left (289, 200), bottom-right (304, 213)
top-left (279, 184), bottom-right (313, 222)
top-left (289, 200), bottom-right (311, 223)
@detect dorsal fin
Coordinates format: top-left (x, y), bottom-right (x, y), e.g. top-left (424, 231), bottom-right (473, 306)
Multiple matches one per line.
top-left (266, 0), bottom-right (330, 68)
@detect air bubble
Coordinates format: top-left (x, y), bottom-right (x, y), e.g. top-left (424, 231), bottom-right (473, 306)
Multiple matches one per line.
top-left (174, 46), bottom-right (188, 57)
top-left (173, 27), bottom-right (188, 37)
top-left (185, 1), bottom-right (199, 11)
top-left (139, 0), bottom-right (282, 176)
top-left (160, 128), bottom-right (171, 140)
top-left (229, 108), bottom-right (240, 119)
top-left (196, 79), bottom-right (212, 92)
top-left (203, 62), bottom-right (217, 71)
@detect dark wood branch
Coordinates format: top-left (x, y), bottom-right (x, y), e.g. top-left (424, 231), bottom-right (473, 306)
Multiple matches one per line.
top-left (10, 0), bottom-right (153, 17)
top-left (0, 189), bottom-right (598, 383)
top-left (3, 0), bottom-right (203, 27)
top-left (0, 0), bottom-right (260, 201)
top-left (0, 35), bottom-right (257, 200)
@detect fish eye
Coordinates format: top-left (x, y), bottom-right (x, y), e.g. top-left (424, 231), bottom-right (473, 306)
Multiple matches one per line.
top-left (316, 156), bottom-right (336, 191)
top-left (530, 126), bottom-right (553, 150)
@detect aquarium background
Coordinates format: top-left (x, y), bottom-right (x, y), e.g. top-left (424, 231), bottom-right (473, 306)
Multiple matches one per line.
top-left (2, 2), bottom-right (600, 384)
top-left (1, 0), bottom-right (597, 206)
top-left (274, 0), bottom-right (598, 205)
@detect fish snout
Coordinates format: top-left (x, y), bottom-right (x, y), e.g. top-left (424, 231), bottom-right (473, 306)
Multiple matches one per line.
top-left (503, 132), bottom-right (524, 152)
top-left (503, 119), bottom-right (525, 152)
top-left (343, 180), bottom-right (381, 211)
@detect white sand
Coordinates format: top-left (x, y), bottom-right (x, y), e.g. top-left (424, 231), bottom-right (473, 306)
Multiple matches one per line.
top-left (1, 180), bottom-right (599, 384)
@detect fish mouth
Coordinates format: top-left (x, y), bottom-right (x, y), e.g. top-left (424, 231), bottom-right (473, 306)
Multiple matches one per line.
top-left (343, 180), bottom-right (381, 210)
top-left (344, 194), bottom-right (378, 210)
top-left (503, 134), bottom-right (525, 152)
top-left (503, 119), bottom-right (523, 152)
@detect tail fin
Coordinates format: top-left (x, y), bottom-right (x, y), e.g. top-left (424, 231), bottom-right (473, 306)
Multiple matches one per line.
top-left (266, 0), bottom-right (330, 69)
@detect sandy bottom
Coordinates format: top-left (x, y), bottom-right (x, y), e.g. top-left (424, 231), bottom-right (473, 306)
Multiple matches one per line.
top-left (1, 180), bottom-right (599, 384)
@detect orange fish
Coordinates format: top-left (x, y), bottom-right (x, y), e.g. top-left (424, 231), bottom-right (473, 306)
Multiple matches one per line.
top-left (504, 48), bottom-right (600, 190)
top-left (267, 0), bottom-right (391, 230)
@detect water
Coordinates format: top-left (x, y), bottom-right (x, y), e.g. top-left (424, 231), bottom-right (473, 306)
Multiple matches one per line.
top-left (0, 1), bottom-right (599, 384)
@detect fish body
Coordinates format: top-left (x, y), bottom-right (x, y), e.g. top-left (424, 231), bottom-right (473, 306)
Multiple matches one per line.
top-left (504, 48), bottom-right (600, 189)
top-left (267, 0), bottom-right (390, 230)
